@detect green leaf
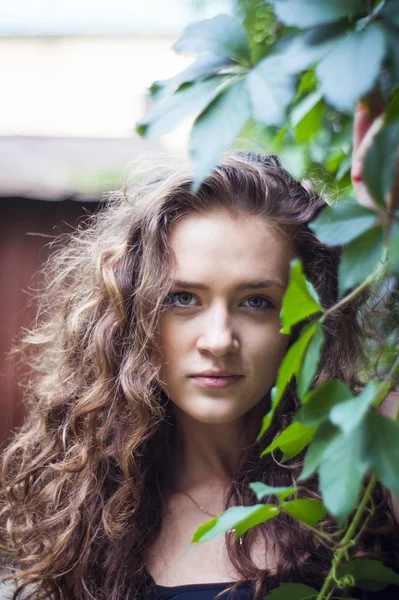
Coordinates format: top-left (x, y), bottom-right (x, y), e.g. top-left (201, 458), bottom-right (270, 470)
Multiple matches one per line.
top-left (309, 202), bottom-right (377, 246)
top-left (336, 155), bottom-right (352, 181)
top-left (298, 71), bottom-right (317, 96)
top-left (280, 259), bottom-right (322, 335)
top-left (191, 515), bottom-right (218, 543)
top-left (338, 226), bottom-right (385, 296)
top-left (282, 499), bottom-right (327, 527)
top-left (173, 14), bottom-right (251, 63)
top-left (261, 421), bottom-right (317, 461)
top-left (319, 424), bottom-right (368, 524)
top-left (280, 32), bottom-right (338, 74)
top-left (316, 25), bottom-right (387, 112)
top-left (150, 55), bottom-right (233, 102)
top-left (371, 380), bottom-right (392, 410)
top-left (305, 20), bottom-right (351, 45)
top-left (292, 93), bottom-right (325, 143)
top-left (297, 323), bottom-right (325, 400)
top-left (249, 482), bottom-right (298, 502)
top-left (247, 55), bottom-right (296, 127)
top-left (257, 323), bottom-right (317, 440)
top-left (330, 382), bottom-right (379, 434)
top-left (190, 79), bottom-right (251, 192)
top-left (267, 583), bottom-right (318, 600)
top-left (363, 117), bottom-right (399, 207)
top-left (300, 422), bottom-right (340, 480)
top-left (298, 380), bottom-right (354, 426)
top-left (274, 0), bottom-right (362, 28)
top-left (365, 411), bottom-right (399, 496)
top-left (192, 504), bottom-right (279, 543)
top-left (136, 77), bottom-right (225, 139)
top-left (337, 559), bottom-right (399, 592)
top-left (291, 91), bottom-right (322, 127)
top-left (388, 221), bottom-right (399, 273)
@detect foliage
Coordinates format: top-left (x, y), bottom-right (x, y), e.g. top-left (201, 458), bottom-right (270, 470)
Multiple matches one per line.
top-left (137, 0), bottom-right (399, 597)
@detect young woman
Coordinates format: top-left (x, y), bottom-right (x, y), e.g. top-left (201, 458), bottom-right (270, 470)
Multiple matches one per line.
top-left (1, 110), bottom-right (399, 600)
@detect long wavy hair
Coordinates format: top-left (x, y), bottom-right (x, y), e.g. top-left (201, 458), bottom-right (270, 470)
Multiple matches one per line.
top-left (1, 152), bottom-right (398, 600)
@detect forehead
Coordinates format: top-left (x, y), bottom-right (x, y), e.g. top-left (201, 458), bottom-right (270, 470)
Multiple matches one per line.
top-left (168, 209), bottom-right (295, 286)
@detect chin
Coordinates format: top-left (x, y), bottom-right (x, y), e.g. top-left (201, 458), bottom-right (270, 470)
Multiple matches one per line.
top-left (192, 413), bottom-right (243, 425)
top-left (182, 399), bottom-right (250, 425)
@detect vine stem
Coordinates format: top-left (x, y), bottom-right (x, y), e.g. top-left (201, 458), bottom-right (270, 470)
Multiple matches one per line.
top-left (322, 261), bottom-right (386, 321)
top-left (315, 475), bottom-right (377, 600)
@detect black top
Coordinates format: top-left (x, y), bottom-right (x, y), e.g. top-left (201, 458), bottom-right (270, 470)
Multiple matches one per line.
top-left (153, 581), bottom-right (253, 599)
top-left (145, 571), bottom-right (399, 600)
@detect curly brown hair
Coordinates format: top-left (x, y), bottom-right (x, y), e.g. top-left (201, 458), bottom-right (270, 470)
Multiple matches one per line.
top-left (1, 152), bottom-right (397, 600)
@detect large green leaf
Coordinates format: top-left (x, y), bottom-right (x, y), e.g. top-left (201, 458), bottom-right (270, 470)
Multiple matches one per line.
top-left (267, 583), bottom-right (318, 599)
top-left (192, 504), bottom-right (279, 543)
top-left (330, 382), bottom-right (379, 434)
top-left (190, 79), bottom-right (251, 191)
top-left (365, 411), bottom-right (399, 496)
top-left (363, 117), bottom-right (399, 207)
top-left (247, 55), bottom-right (296, 126)
top-left (249, 482), bottom-right (298, 502)
top-left (337, 559), bottom-right (399, 592)
top-left (309, 202), bottom-right (378, 246)
top-left (280, 259), bottom-right (321, 335)
top-left (316, 25), bottom-right (387, 112)
top-left (297, 323), bottom-right (325, 400)
top-left (261, 421), bottom-right (316, 461)
top-left (338, 226), bottom-right (385, 296)
top-left (300, 422), bottom-right (340, 480)
top-left (173, 14), bottom-right (251, 63)
top-left (282, 499), bottom-right (327, 527)
top-left (318, 424), bottom-right (368, 523)
top-left (279, 31), bottom-right (339, 74)
top-left (298, 380), bottom-right (354, 426)
top-left (136, 77), bottom-right (225, 139)
top-left (274, 0), bottom-right (361, 28)
top-left (150, 55), bottom-right (233, 102)
top-left (257, 323), bottom-right (317, 440)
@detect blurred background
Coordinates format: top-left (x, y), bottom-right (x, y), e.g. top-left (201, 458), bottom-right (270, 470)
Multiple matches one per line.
top-left (0, 0), bottom-right (231, 449)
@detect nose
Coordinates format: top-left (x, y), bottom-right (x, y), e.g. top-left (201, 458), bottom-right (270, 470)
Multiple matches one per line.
top-left (196, 304), bottom-right (239, 357)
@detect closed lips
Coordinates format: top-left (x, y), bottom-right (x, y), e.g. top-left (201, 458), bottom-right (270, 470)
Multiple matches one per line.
top-left (191, 372), bottom-right (243, 377)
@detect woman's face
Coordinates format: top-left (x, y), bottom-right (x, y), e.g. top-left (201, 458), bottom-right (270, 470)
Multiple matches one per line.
top-left (158, 209), bottom-right (295, 425)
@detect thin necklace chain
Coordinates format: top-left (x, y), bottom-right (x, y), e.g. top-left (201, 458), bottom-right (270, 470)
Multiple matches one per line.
top-left (177, 490), bottom-right (244, 546)
top-left (179, 490), bottom-right (217, 517)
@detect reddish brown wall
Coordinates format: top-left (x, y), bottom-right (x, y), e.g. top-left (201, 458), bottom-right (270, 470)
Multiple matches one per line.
top-left (0, 198), bottom-right (98, 449)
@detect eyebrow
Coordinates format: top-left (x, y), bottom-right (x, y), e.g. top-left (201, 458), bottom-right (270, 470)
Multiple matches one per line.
top-left (172, 279), bottom-right (285, 291)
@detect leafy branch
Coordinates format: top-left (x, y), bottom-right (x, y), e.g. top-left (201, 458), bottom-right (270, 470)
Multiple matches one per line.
top-left (137, 0), bottom-right (399, 596)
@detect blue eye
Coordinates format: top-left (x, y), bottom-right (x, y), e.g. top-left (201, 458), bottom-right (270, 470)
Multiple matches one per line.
top-left (242, 296), bottom-right (273, 312)
top-left (167, 292), bottom-right (197, 308)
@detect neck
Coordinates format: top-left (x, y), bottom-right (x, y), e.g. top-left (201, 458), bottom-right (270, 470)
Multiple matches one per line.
top-left (170, 403), bottom-right (265, 495)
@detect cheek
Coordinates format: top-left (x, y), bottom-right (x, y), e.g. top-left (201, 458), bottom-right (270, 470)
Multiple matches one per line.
top-left (250, 328), bottom-right (290, 376)
top-left (158, 317), bottom-right (189, 371)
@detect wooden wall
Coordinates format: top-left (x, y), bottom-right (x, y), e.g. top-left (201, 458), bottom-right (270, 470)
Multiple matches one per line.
top-left (0, 198), bottom-right (98, 449)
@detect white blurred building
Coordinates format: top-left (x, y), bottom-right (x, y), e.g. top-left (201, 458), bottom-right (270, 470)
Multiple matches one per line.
top-left (0, 0), bottom-right (231, 199)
